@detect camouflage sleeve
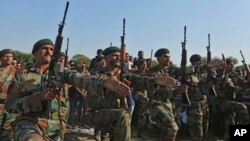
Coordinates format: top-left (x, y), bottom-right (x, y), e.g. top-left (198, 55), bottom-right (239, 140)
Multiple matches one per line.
top-left (124, 73), bottom-right (155, 91)
top-left (64, 69), bottom-right (104, 96)
top-left (5, 70), bottom-right (44, 114)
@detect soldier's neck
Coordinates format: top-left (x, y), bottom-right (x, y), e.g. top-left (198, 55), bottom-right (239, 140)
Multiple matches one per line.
top-left (158, 64), bottom-right (169, 70)
top-left (33, 62), bottom-right (49, 74)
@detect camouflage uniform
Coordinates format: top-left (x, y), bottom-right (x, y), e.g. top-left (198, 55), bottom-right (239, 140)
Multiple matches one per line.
top-left (213, 76), bottom-right (249, 141)
top-left (5, 66), bottom-right (131, 141)
top-left (186, 73), bottom-right (209, 141)
top-left (130, 68), bottom-right (151, 130)
top-left (147, 65), bottom-right (179, 141)
top-left (0, 56), bottom-right (17, 140)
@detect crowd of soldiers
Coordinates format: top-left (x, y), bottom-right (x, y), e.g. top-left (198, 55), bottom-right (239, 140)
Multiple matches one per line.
top-left (0, 39), bottom-right (250, 141)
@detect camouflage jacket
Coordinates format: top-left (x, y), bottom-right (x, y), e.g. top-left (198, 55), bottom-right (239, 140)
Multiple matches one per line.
top-left (0, 65), bottom-right (16, 100)
top-left (88, 70), bottom-right (155, 109)
top-left (147, 65), bottom-right (177, 103)
top-left (5, 65), bottom-right (104, 122)
top-left (214, 76), bottom-right (236, 102)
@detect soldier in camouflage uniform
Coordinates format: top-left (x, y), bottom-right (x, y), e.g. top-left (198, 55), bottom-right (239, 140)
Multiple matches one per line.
top-left (0, 49), bottom-right (17, 141)
top-left (207, 58), bottom-right (249, 141)
top-left (147, 48), bottom-right (185, 141)
top-left (5, 39), bottom-right (131, 141)
top-left (186, 54), bottom-right (209, 141)
top-left (91, 46), bottom-right (176, 140)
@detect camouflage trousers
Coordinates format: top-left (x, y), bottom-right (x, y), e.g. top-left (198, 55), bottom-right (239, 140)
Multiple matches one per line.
top-left (219, 100), bottom-right (249, 141)
top-left (0, 103), bottom-right (16, 141)
top-left (85, 109), bottom-right (131, 141)
top-left (131, 91), bottom-right (150, 129)
top-left (150, 102), bottom-right (179, 141)
top-left (187, 100), bottom-right (209, 141)
top-left (12, 118), bottom-right (65, 141)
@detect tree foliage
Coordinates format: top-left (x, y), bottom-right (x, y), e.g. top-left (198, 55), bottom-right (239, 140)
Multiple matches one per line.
top-left (12, 50), bottom-right (34, 64)
top-left (71, 54), bottom-right (91, 68)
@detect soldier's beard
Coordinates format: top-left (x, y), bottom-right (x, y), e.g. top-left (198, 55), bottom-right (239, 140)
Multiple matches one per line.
top-left (109, 60), bottom-right (120, 68)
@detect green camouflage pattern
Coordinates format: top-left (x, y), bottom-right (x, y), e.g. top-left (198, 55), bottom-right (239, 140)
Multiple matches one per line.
top-left (186, 74), bottom-right (209, 141)
top-left (0, 65), bottom-right (17, 140)
top-left (5, 66), bottom-right (106, 140)
top-left (214, 77), bottom-right (249, 141)
top-left (146, 65), bottom-right (179, 141)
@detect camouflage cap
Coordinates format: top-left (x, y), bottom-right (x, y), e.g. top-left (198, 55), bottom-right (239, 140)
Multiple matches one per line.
top-left (103, 46), bottom-right (120, 56)
top-left (154, 48), bottom-right (170, 57)
top-left (32, 39), bottom-right (54, 54)
top-left (0, 49), bottom-right (13, 58)
top-left (190, 54), bottom-right (202, 63)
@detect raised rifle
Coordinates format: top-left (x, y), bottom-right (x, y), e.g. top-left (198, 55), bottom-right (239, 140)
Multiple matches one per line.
top-left (240, 50), bottom-right (250, 74)
top-left (180, 26), bottom-right (191, 106)
top-left (149, 49), bottom-right (153, 68)
top-left (119, 18), bottom-right (128, 108)
top-left (206, 34), bottom-right (217, 96)
top-left (47, 1), bottom-right (69, 119)
top-left (64, 38), bottom-right (69, 67)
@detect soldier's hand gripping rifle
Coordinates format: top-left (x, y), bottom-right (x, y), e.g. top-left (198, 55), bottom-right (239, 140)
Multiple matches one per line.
top-left (206, 34), bottom-right (217, 96)
top-left (180, 26), bottom-right (191, 106)
top-left (120, 18), bottom-right (129, 108)
top-left (46, 1), bottom-right (69, 119)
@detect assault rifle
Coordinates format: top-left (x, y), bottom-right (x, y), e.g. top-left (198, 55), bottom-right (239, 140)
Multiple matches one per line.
top-left (180, 26), bottom-right (191, 106)
top-left (47, 1), bottom-right (69, 119)
top-left (64, 38), bottom-right (69, 67)
top-left (206, 34), bottom-right (217, 96)
top-left (240, 50), bottom-right (250, 74)
top-left (120, 18), bottom-right (128, 108)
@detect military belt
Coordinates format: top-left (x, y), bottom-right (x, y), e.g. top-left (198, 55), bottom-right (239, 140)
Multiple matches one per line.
top-left (0, 99), bottom-right (6, 104)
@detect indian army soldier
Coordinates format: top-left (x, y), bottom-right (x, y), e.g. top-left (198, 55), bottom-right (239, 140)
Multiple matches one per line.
top-left (93, 46), bottom-right (176, 140)
top-left (0, 49), bottom-right (17, 140)
top-left (186, 54), bottom-right (209, 141)
top-left (130, 59), bottom-right (155, 138)
top-left (147, 48), bottom-right (185, 141)
top-left (4, 39), bottom-right (131, 141)
top-left (207, 57), bottom-right (250, 141)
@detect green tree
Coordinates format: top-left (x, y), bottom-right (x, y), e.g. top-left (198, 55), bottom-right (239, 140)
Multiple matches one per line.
top-left (227, 56), bottom-right (238, 65)
top-left (12, 50), bottom-right (34, 64)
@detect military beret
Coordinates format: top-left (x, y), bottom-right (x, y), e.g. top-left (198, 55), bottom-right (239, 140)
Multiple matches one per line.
top-left (97, 49), bottom-right (103, 54)
top-left (190, 54), bottom-right (202, 63)
top-left (32, 39), bottom-right (54, 54)
top-left (103, 46), bottom-right (120, 56)
top-left (0, 49), bottom-right (13, 58)
top-left (154, 48), bottom-right (170, 57)
top-left (96, 56), bottom-right (105, 62)
top-left (60, 52), bottom-right (66, 56)
top-left (226, 58), bottom-right (233, 65)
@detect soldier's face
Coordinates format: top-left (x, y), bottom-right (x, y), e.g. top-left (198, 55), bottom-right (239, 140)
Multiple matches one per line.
top-left (0, 53), bottom-right (13, 66)
top-left (157, 54), bottom-right (170, 66)
top-left (35, 45), bottom-right (54, 64)
top-left (106, 52), bottom-right (121, 68)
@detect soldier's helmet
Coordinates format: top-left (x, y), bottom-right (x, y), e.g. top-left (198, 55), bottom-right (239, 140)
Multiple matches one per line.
top-left (190, 54), bottom-right (202, 63)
